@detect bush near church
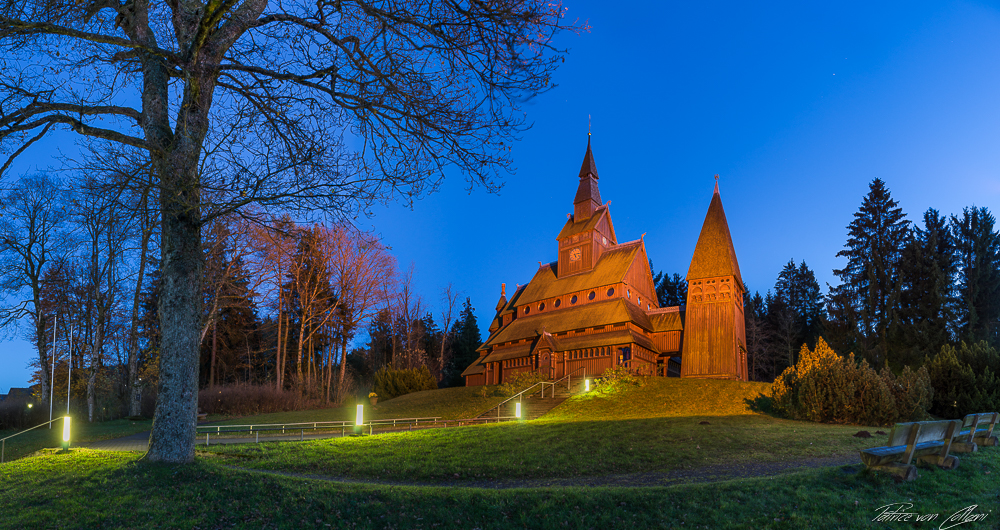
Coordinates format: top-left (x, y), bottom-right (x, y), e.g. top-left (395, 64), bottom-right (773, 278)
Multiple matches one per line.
top-left (373, 366), bottom-right (437, 400)
top-left (925, 341), bottom-right (1000, 418)
top-left (771, 338), bottom-right (932, 426)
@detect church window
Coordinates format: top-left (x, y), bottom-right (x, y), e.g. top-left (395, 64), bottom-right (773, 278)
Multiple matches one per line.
top-left (637, 296), bottom-right (641, 305)
top-left (588, 291), bottom-right (596, 300)
top-left (627, 289), bottom-right (631, 299)
top-left (607, 287), bottom-right (614, 297)
top-left (571, 295), bottom-right (578, 304)
top-left (524, 306), bottom-right (530, 315)
top-left (539, 302), bottom-right (545, 311)
top-left (554, 299), bottom-right (561, 308)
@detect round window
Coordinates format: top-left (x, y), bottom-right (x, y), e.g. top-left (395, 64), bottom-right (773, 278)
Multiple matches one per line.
top-left (539, 302), bottom-right (545, 311)
top-left (524, 306), bottom-right (530, 315)
top-left (554, 299), bottom-right (561, 308)
top-left (607, 287), bottom-right (615, 297)
top-left (588, 291), bottom-right (596, 300)
top-left (571, 295), bottom-right (578, 304)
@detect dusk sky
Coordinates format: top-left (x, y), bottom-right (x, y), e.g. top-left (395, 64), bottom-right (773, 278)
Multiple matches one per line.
top-left (3, 0), bottom-right (1000, 392)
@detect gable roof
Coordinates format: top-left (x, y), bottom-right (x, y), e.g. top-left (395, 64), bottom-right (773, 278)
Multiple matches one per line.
top-left (687, 184), bottom-right (742, 285)
top-left (517, 240), bottom-right (643, 305)
top-left (557, 204), bottom-right (610, 240)
top-left (482, 297), bottom-right (654, 348)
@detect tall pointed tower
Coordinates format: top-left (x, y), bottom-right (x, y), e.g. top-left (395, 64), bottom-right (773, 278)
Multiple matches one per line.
top-left (555, 136), bottom-right (617, 277)
top-left (681, 180), bottom-right (747, 380)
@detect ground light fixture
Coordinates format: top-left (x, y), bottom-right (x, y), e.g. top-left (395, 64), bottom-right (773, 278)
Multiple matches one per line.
top-left (585, 379), bottom-right (590, 391)
top-left (61, 416), bottom-right (70, 450)
top-left (354, 404), bottom-right (364, 435)
top-left (515, 402), bottom-right (521, 419)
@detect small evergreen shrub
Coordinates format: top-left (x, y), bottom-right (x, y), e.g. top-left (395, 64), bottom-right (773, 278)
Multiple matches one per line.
top-left (497, 371), bottom-right (547, 397)
top-left (926, 341), bottom-right (1000, 418)
top-left (595, 366), bottom-right (645, 394)
top-left (771, 337), bottom-right (932, 426)
top-left (373, 366), bottom-right (438, 400)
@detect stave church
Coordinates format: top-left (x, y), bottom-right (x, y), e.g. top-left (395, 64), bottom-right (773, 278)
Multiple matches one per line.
top-left (461, 137), bottom-right (748, 385)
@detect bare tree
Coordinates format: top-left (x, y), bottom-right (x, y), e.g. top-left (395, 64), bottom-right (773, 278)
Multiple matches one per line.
top-left (329, 224), bottom-right (395, 403)
top-left (0, 174), bottom-right (69, 407)
top-left (1, 0), bottom-right (577, 462)
top-left (438, 283), bottom-right (460, 380)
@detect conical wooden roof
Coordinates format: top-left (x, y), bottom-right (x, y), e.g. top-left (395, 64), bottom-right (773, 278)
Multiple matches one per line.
top-left (574, 137), bottom-right (601, 207)
top-left (687, 182), bottom-right (742, 285)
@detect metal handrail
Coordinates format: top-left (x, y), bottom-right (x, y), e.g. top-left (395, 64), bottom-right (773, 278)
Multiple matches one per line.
top-left (196, 416), bottom-right (444, 445)
top-left (492, 366), bottom-right (587, 419)
top-left (1, 417), bottom-right (66, 463)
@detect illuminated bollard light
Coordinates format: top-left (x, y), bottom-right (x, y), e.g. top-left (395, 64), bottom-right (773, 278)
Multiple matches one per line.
top-left (585, 379), bottom-right (590, 391)
top-left (515, 402), bottom-right (521, 419)
top-left (354, 404), bottom-right (364, 435)
top-left (61, 416), bottom-right (71, 450)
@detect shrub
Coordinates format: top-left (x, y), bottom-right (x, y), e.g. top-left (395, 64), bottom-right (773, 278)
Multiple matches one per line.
top-left (926, 341), bottom-right (1000, 418)
top-left (373, 366), bottom-right (438, 400)
top-left (771, 337), bottom-right (932, 426)
top-left (497, 371), bottom-right (547, 397)
top-left (197, 384), bottom-right (323, 416)
top-left (595, 366), bottom-right (645, 395)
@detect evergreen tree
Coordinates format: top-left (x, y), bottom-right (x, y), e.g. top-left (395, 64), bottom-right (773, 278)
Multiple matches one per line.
top-left (895, 208), bottom-right (957, 365)
top-left (742, 286), bottom-right (772, 381)
top-left (774, 259), bottom-right (824, 353)
top-left (650, 260), bottom-right (687, 307)
top-left (442, 298), bottom-right (481, 387)
top-left (830, 178), bottom-right (909, 366)
top-left (951, 207), bottom-right (1000, 347)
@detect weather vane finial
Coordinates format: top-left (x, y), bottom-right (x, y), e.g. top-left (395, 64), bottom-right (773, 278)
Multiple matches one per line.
top-left (715, 174), bottom-right (719, 181)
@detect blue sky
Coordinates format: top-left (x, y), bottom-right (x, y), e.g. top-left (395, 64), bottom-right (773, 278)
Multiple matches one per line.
top-left (3, 0), bottom-right (1000, 391)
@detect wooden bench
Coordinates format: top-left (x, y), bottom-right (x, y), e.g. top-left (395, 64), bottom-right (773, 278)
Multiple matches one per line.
top-left (860, 420), bottom-right (962, 481)
top-left (951, 412), bottom-right (998, 453)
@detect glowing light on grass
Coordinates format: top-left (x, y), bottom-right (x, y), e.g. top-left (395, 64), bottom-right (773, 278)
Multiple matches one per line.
top-left (356, 404), bottom-right (364, 426)
top-left (61, 416), bottom-right (71, 449)
top-left (515, 402), bottom-right (521, 418)
top-left (585, 379), bottom-right (590, 391)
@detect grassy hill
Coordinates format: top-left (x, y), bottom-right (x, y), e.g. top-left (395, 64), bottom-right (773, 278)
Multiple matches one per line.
top-left (213, 386), bottom-right (507, 426)
top-left (545, 377), bottom-right (772, 422)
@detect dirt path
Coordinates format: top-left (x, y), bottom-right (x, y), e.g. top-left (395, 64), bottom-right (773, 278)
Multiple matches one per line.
top-left (220, 453), bottom-right (863, 490)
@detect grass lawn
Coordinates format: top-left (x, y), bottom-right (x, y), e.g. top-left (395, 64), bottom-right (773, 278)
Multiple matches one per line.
top-left (2, 448), bottom-right (996, 529)
top-left (203, 378), bottom-right (882, 482)
top-left (0, 418), bottom-right (152, 463)
top-left (212, 386), bottom-right (508, 426)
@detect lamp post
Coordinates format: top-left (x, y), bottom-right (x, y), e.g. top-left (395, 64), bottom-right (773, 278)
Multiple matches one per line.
top-left (354, 403), bottom-right (364, 435)
top-left (61, 416), bottom-right (71, 450)
top-left (49, 314), bottom-right (57, 428)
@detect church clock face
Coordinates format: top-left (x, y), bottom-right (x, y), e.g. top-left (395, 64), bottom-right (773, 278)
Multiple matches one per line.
top-left (569, 248), bottom-right (582, 261)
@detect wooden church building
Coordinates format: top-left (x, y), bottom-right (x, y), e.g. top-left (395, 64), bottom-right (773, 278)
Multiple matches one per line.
top-left (461, 138), bottom-right (748, 385)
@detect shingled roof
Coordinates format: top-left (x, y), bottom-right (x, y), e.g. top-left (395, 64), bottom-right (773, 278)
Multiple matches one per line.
top-left (517, 240), bottom-right (643, 305)
top-left (556, 205), bottom-right (612, 240)
top-left (482, 297), bottom-right (654, 348)
top-left (687, 182), bottom-right (742, 285)
top-left (578, 135), bottom-right (599, 180)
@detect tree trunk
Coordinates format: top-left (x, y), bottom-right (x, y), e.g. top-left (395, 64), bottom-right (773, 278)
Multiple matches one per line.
top-left (210, 320), bottom-right (218, 388)
top-left (146, 158), bottom-right (204, 463)
top-left (337, 338), bottom-right (348, 404)
top-left (128, 188), bottom-right (154, 417)
top-left (275, 289), bottom-right (283, 390)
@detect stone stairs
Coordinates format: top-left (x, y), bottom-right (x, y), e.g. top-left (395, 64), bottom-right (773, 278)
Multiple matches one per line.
top-left (477, 379), bottom-right (585, 421)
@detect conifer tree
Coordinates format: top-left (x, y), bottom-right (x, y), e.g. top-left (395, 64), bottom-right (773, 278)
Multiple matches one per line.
top-left (442, 298), bottom-right (481, 387)
top-left (650, 261), bottom-right (687, 307)
top-left (895, 208), bottom-right (957, 365)
top-left (830, 178), bottom-right (909, 366)
top-left (774, 259), bottom-right (824, 353)
top-left (951, 207), bottom-right (1000, 346)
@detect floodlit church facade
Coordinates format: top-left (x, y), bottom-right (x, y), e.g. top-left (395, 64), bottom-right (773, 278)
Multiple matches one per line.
top-left (461, 138), bottom-right (748, 385)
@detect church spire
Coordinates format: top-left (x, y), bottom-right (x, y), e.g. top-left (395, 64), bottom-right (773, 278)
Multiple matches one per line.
top-left (687, 179), bottom-right (742, 285)
top-left (574, 136), bottom-right (601, 219)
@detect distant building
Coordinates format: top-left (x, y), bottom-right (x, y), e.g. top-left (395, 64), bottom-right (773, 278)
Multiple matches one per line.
top-left (461, 138), bottom-right (747, 385)
top-left (1, 387), bottom-right (34, 402)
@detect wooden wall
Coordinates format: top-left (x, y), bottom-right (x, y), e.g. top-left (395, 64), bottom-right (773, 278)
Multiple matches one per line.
top-left (681, 275), bottom-right (746, 379)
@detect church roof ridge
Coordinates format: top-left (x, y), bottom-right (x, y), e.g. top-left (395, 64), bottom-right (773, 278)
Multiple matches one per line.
top-left (687, 182), bottom-right (742, 284)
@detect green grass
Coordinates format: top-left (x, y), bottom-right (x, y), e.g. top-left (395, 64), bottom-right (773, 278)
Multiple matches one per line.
top-left (213, 386), bottom-right (507, 426)
top-left (546, 376), bottom-right (772, 421)
top-left (2, 447), bottom-right (997, 529)
top-left (204, 414), bottom-right (882, 481)
top-left (0, 418), bottom-right (152, 463)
